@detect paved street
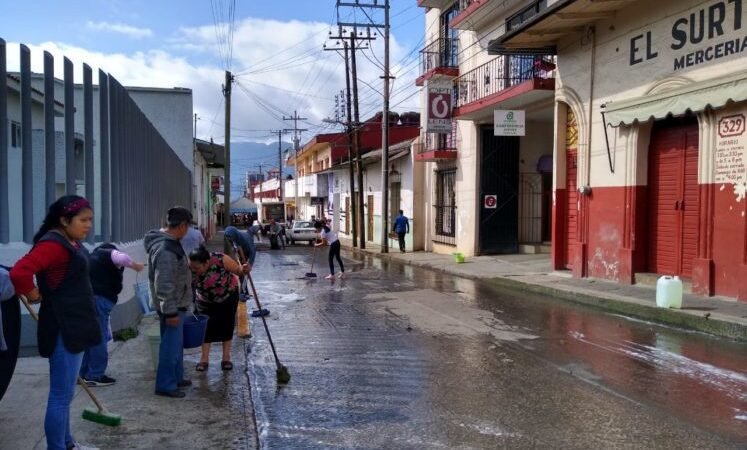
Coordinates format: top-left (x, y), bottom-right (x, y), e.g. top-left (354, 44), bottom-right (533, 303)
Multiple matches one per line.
top-left (244, 245), bottom-right (747, 449)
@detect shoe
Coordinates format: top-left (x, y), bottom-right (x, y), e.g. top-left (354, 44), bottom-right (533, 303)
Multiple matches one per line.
top-left (337, 272), bottom-right (345, 279)
top-left (69, 443), bottom-right (100, 450)
top-left (83, 375), bottom-right (116, 387)
top-left (155, 390), bottom-right (186, 398)
top-left (221, 361), bottom-right (233, 371)
top-left (195, 362), bottom-right (208, 372)
top-left (177, 379), bottom-right (192, 388)
top-left (324, 274), bottom-right (335, 280)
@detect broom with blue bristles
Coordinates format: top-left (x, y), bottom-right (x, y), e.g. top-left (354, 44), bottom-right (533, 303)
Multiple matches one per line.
top-left (20, 295), bottom-right (122, 426)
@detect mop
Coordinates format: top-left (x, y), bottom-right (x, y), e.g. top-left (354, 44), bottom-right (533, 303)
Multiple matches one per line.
top-left (19, 296), bottom-right (122, 426)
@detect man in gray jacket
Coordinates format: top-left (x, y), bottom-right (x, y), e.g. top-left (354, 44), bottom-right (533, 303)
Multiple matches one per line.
top-left (144, 206), bottom-right (193, 398)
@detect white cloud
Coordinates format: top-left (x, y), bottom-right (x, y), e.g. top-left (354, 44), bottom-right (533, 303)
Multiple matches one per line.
top-left (86, 21), bottom-right (153, 39)
top-left (5, 17), bottom-right (420, 148)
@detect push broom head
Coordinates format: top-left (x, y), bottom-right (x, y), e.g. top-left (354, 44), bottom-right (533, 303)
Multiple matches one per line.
top-left (276, 364), bottom-right (291, 384)
top-left (305, 272), bottom-right (317, 278)
top-left (82, 407), bottom-right (122, 427)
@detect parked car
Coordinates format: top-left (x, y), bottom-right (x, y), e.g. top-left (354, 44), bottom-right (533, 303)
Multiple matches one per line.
top-left (288, 221), bottom-right (318, 245)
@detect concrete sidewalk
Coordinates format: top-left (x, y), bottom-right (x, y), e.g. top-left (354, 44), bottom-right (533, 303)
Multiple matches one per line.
top-left (0, 316), bottom-right (257, 450)
top-left (340, 239), bottom-right (747, 341)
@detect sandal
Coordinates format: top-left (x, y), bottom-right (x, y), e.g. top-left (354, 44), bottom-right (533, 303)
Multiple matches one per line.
top-left (221, 361), bottom-right (233, 371)
top-left (195, 362), bottom-right (209, 372)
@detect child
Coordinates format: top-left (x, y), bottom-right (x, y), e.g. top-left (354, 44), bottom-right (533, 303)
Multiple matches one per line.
top-left (79, 243), bottom-right (144, 386)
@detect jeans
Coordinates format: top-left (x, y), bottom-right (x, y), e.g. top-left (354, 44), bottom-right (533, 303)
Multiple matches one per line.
top-left (46, 334), bottom-right (83, 450)
top-left (328, 241), bottom-right (344, 275)
top-left (397, 232), bottom-right (406, 252)
top-left (80, 296), bottom-right (114, 380)
top-left (156, 310), bottom-right (185, 393)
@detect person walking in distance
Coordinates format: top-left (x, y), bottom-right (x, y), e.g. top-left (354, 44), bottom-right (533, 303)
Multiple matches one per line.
top-left (314, 221), bottom-right (344, 280)
top-left (394, 210), bottom-right (410, 253)
top-left (144, 206), bottom-right (193, 398)
top-left (10, 195), bottom-right (101, 450)
top-left (79, 243), bottom-right (144, 387)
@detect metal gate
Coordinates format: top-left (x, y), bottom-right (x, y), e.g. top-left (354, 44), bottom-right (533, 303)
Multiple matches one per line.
top-left (480, 126), bottom-right (519, 254)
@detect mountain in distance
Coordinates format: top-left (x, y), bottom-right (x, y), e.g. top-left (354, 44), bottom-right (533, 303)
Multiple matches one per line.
top-left (229, 141), bottom-right (295, 197)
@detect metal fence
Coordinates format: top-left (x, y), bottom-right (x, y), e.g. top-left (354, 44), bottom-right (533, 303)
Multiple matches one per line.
top-left (0, 37), bottom-right (191, 244)
top-left (419, 38), bottom-right (459, 76)
top-left (454, 54), bottom-right (555, 108)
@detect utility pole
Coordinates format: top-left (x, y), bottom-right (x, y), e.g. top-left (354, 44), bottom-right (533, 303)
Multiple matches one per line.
top-left (349, 33), bottom-right (366, 249)
top-left (271, 130), bottom-right (289, 221)
top-left (283, 111), bottom-right (307, 223)
top-left (335, 0), bottom-right (389, 251)
top-left (223, 70), bottom-right (233, 229)
top-left (380, 0), bottom-right (391, 252)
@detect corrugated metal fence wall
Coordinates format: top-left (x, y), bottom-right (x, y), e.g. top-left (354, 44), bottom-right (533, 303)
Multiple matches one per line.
top-left (0, 37), bottom-right (191, 244)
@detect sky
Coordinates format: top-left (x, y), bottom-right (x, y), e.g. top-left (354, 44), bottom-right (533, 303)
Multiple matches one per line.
top-left (0, 0), bottom-right (425, 148)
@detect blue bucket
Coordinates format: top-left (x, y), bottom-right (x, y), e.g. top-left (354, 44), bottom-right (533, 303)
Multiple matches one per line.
top-left (183, 314), bottom-right (209, 349)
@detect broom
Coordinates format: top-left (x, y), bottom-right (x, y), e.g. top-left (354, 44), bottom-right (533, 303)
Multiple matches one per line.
top-left (305, 243), bottom-right (318, 278)
top-left (246, 274), bottom-right (291, 384)
top-left (19, 295), bottom-right (122, 426)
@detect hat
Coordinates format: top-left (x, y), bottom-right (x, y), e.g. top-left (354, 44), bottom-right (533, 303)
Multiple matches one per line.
top-left (167, 206), bottom-right (192, 227)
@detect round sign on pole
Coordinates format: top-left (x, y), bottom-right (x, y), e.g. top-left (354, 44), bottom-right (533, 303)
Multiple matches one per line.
top-left (484, 194), bottom-right (497, 209)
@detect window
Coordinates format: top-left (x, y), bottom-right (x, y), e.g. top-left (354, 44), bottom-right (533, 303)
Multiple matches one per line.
top-left (10, 121), bottom-right (21, 148)
top-left (434, 169), bottom-right (456, 245)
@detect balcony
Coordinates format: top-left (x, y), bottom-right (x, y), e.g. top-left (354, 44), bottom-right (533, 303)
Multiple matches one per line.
top-left (417, 0), bottom-right (457, 9)
top-left (415, 38), bottom-right (459, 87)
top-left (453, 54), bottom-right (555, 119)
top-left (415, 126), bottom-right (458, 162)
top-left (450, 0), bottom-right (494, 31)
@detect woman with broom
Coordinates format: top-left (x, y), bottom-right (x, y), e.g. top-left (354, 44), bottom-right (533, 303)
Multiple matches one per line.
top-left (188, 245), bottom-right (248, 371)
top-left (10, 195), bottom-right (101, 450)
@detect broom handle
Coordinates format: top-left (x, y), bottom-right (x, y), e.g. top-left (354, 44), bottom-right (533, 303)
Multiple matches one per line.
top-left (309, 244), bottom-right (316, 273)
top-left (18, 295), bottom-right (107, 413)
top-left (246, 274), bottom-right (282, 366)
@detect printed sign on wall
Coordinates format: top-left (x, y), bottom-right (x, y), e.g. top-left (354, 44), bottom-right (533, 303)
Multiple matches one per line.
top-left (494, 110), bottom-right (525, 136)
top-left (715, 111), bottom-right (747, 186)
top-left (426, 79), bottom-right (452, 133)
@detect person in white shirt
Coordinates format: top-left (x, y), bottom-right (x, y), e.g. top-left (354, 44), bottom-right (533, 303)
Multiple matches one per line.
top-left (314, 221), bottom-right (344, 280)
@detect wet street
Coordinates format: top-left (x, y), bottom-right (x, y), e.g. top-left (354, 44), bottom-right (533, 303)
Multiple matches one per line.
top-left (242, 246), bottom-right (747, 449)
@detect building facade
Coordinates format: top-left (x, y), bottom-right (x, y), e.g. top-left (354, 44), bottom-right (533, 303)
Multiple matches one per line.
top-left (489, 0), bottom-right (747, 300)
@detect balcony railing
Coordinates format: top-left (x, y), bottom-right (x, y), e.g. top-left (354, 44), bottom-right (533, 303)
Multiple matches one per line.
top-left (415, 124), bottom-right (458, 161)
top-left (454, 55), bottom-right (555, 108)
top-left (420, 38), bottom-right (459, 77)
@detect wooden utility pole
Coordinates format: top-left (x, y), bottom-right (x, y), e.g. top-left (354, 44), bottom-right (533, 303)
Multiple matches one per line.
top-left (343, 42), bottom-right (358, 247)
top-left (223, 70), bottom-right (233, 229)
top-left (283, 111), bottom-right (308, 223)
top-left (349, 33), bottom-right (366, 249)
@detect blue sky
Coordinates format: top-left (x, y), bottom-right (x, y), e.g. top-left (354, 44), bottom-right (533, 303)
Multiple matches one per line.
top-left (0, 0), bottom-right (425, 145)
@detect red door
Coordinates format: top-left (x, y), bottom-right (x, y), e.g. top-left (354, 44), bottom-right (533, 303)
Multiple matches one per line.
top-left (648, 120), bottom-right (699, 277)
top-left (563, 148), bottom-right (578, 270)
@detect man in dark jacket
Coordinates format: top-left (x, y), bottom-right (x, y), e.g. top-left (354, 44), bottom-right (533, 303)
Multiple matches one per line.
top-left (144, 206), bottom-right (193, 398)
top-left (79, 244), bottom-right (144, 386)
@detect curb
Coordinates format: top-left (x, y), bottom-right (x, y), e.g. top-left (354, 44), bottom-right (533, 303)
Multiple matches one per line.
top-left (343, 245), bottom-right (747, 342)
top-left (485, 276), bottom-right (747, 342)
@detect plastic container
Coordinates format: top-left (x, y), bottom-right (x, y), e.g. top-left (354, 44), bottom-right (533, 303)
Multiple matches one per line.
top-left (183, 314), bottom-right (209, 349)
top-left (656, 275), bottom-right (683, 309)
top-left (134, 277), bottom-right (155, 315)
top-left (145, 324), bottom-right (160, 372)
top-left (453, 252), bottom-right (465, 264)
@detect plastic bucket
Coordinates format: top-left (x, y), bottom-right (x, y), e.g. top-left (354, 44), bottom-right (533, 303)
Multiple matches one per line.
top-left (453, 252), bottom-right (465, 264)
top-left (183, 314), bottom-right (209, 349)
top-left (134, 277), bottom-right (155, 315)
top-left (146, 324), bottom-right (160, 372)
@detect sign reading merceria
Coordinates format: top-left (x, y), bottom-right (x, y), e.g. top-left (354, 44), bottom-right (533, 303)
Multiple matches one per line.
top-left (629, 0), bottom-right (745, 71)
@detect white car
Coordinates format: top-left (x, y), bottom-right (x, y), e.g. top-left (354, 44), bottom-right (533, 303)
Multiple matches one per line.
top-left (288, 221), bottom-right (318, 245)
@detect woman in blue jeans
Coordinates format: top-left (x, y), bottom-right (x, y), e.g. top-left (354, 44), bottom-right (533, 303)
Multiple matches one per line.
top-left (10, 195), bottom-right (101, 450)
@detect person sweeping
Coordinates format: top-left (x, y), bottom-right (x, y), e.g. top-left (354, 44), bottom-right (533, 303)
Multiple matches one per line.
top-left (188, 246), bottom-right (248, 371)
top-left (10, 195), bottom-right (103, 450)
top-left (314, 221), bottom-right (344, 280)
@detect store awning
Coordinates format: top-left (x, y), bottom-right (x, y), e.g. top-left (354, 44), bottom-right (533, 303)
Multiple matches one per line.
top-left (603, 71), bottom-right (747, 126)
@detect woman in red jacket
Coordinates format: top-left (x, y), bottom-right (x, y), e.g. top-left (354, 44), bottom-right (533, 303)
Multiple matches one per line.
top-left (10, 195), bottom-right (101, 450)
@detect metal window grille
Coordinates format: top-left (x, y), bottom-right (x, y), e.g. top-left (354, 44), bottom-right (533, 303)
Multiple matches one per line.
top-left (433, 169), bottom-right (456, 246)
